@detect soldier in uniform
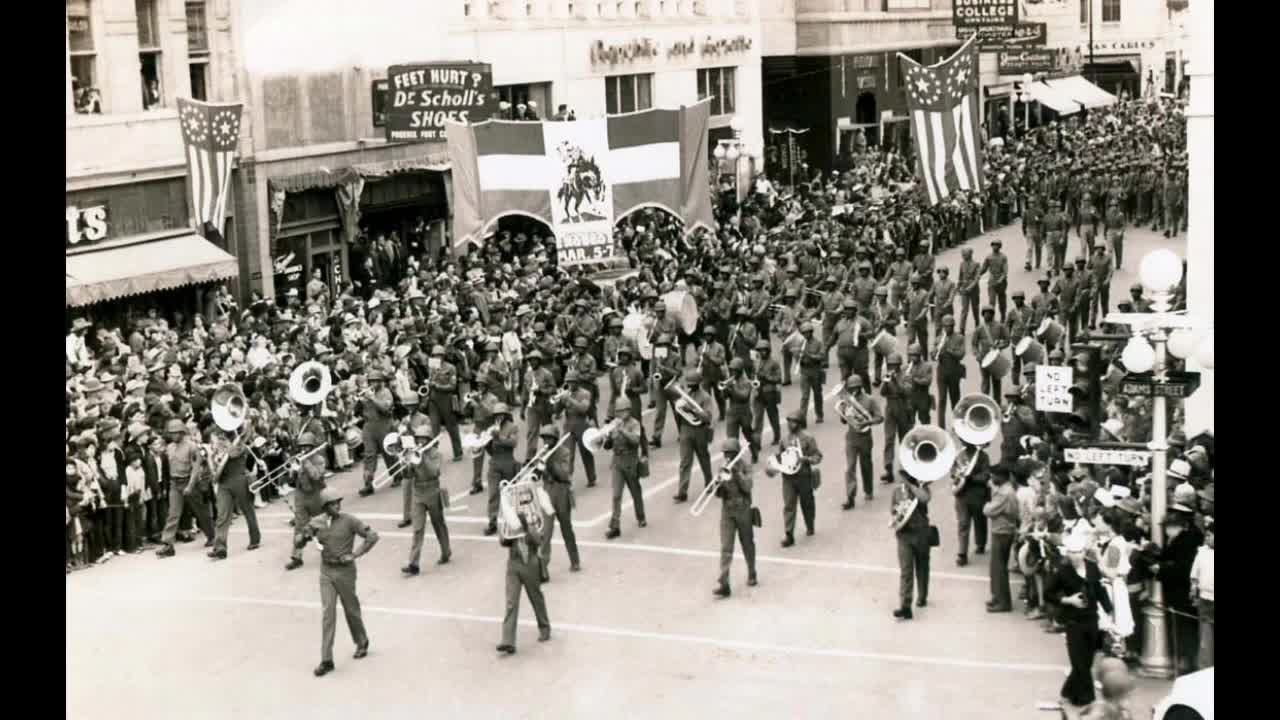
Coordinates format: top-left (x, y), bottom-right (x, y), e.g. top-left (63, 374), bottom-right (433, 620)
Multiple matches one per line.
top-left (425, 344), bottom-right (463, 461)
top-left (904, 275), bottom-right (931, 354)
top-left (747, 276), bottom-right (772, 340)
top-left (771, 411), bottom-right (823, 547)
top-left (729, 306), bottom-right (759, 365)
top-left (1088, 244), bottom-right (1114, 330)
top-left (904, 342), bottom-right (934, 426)
top-left (980, 239), bottom-right (1011, 323)
top-left (402, 423), bottom-right (451, 576)
top-left (885, 248), bottom-right (912, 312)
top-left (751, 339), bottom-right (783, 448)
top-left (952, 441), bottom-right (991, 567)
top-left (674, 369), bottom-right (715, 503)
top-left (484, 404), bottom-right (520, 537)
top-left (1056, 264), bottom-right (1084, 343)
top-left (1104, 198), bottom-right (1127, 270)
top-left (650, 333), bottom-right (683, 449)
top-left (1042, 199), bottom-right (1069, 277)
top-left (467, 374), bottom-right (502, 496)
top-left (891, 469), bottom-right (932, 620)
top-left (1022, 194), bottom-right (1043, 272)
top-left (568, 336), bottom-right (599, 422)
top-left (560, 370), bottom-right (597, 488)
top-left (796, 322), bottom-right (827, 425)
top-left (1137, 160), bottom-right (1156, 226)
top-left (956, 248), bottom-right (982, 334)
top-left (880, 353), bottom-right (914, 485)
top-left (496, 499), bottom-right (552, 655)
top-left (602, 316), bottom-right (625, 372)
top-left (524, 350), bottom-right (556, 463)
top-left (604, 399), bottom-right (646, 540)
top-left (930, 268), bottom-right (956, 336)
top-left (827, 299), bottom-right (863, 385)
top-left (773, 290), bottom-right (800, 386)
top-left (869, 286), bottom-right (900, 386)
top-left (1078, 188), bottom-right (1098, 258)
top-left (1007, 290), bottom-right (1030, 385)
top-left (357, 371), bottom-right (396, 498)
top-left (973, 307), bottom-right (1010, 401)
top-left (306, 489), bottom-right (377, 677)
top-left (537, 423), bottom-right (581, 575)
top-left (713, 439), bottom-right (758, 598)
top-left (839, 375), bottom-right (883, 509)
top-left (849, 261), bottom-right (878, 316)
top-left (207, 427), bottom-right (260, 560)
top-left (724, 358), bottom-right (759, 463)
top-left (699, 332), bottom-right (729, 420)
top-left (1128, 283), bottom-right (1153, 313)
top-left (820, 275), bottom-right (846, 344)
top-left (934, 316), bottom-right (966, 428)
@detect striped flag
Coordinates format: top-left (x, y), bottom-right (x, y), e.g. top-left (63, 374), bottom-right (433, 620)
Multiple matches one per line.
top-left (899, 38), bottom-right (984, 206)
top-left (177, 98), bottom-right (243, 238)
top-left (447, 101), bottom-right (714, 266)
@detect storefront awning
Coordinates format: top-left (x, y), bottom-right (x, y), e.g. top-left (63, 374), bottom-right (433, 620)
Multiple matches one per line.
top-left (269, 152), bottom-right (453, 194)
top-left (1047, 75), bottom-right (1117, 109)
top-left (352, 151), bottom-right (451, 178)
top-left (66, 233), bottom-right (239, 307)
top-left (1026, 81), bottom-right (1082, 116)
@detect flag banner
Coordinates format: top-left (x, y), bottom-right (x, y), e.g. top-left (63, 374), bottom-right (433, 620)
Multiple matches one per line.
top-left (177, 98), bottom-right (243, 238)
top-left (899, 38), bottom-right (985, 206)
top-left (446, 101), bottom-right (714, 266)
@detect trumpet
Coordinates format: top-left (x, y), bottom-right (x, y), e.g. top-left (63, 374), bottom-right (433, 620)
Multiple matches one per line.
top-left (690, 445), bottom-right (749, 517)
top-left (249, 443), bottom-right (329, 494)
top-left (461, 425), bottom-right (497, 458)
top-left (550, 383), bottom-right (570, 405)
top-left (717, 378), bottom-right (731, 392)
top-left (583, 419), bottom-right (621, 455)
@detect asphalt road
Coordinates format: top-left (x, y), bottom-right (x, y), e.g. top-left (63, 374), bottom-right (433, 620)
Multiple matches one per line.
top-left (67, 221), bottom-right (1187, 720)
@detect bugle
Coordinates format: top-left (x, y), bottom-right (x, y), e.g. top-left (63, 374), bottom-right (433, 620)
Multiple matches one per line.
top-left (690, 445), bottom-right (749, 518)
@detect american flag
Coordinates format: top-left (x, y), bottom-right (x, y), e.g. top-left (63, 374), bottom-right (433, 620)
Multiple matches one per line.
top-left (900, 38), bottom-right (984, 206)
top-left (178, 98), bottom-right (243, 238)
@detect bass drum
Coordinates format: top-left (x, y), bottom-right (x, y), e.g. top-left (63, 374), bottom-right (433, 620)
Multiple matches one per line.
top-left (622, 312), bottom-right (654, 360)
top-left (662, 290), bottom-right (700, 335)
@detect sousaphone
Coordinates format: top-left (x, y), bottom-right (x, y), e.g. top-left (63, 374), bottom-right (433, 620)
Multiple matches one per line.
top-left (952, 393), bottom-right (1001, 446)
top-left (899, 424), bottom-right (958, 484)
top-left (210, 383), bottom-right (249, 432)
top-left (289, 361), bottom-right (333, 406)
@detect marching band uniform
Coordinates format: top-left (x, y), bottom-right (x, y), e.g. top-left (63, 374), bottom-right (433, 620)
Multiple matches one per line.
top-left (973, 308), bottom-right (1010, 401)
top-left (905, 281), bottom-right (931, 354)
top-left (1088, 246), bottom-right (1114, 329)
top-left (395, 394), bottom-right (430, 527)
top-left (840, 375), bottom-right (883, 508)
top-left (980, 241), bottom-right (1009, 322)
top-left (158, 420), bottom-right (213, 556)
top-left (796, 323), bottom-right (827, 425)
top-left (731, 310), bottom-right (760, 364)
top-left (956, 248), bottom-right (981, 334)
top-left (524, 351), bottom-right (556, 462)
top-left (777, 411), bottom-right (822, 547)
top-left (485, 407), bottom-right (519, 536)
top-left (569, 337), bottom-right (600, 422)
top-left (650, 334), bottom-right (683, 448)
top-left (880, 353), bottom-right (914, 484)
top-left (714, 439), bottom-right (757, 598)
top-left (700, 337), bottom-right (729, 420)
top-left (426, 345), bottom-right (463, 461)
top-left (748, 280), bottom-right (771, 340)
top-left (537, 423), bottom-right (581, 574)
top-left (468, 377), bottom-right (502, 495)
top-left (930, 268), bottom-right (956, 331)
top-left (403, 425), bottom-right (450, 575)
top-left (1006, 291), bottom-right (1029, 385)
top-left (497, 511), bottom-right (552, 655)
top-left (1104, 199), bottom-right (1126, 270)
top-left (751, 339), bottom-right (783, 448)
top-left (210, 433), bottom-right (261, 559)
top-left (724, 358), bottom-right (759, 463)
top-left (952, 443), bottom-right (991, 567)
top-left (869, 287), bottom-right (899, 386)
top-left (892, 471), bottom-right (932, 619)
top-left (773, 293), bottom-right (800, 386)
top-left (308, 490), bottom-right (377, 677)
top-left (286, 434), bottom-right (327, 571)
top-left (934, 317), bottom-right (966, 428)
top-left (828, 301), bottom-right (863, 385)
top-left (358, 375), bottom-right (396, 497)
top-left (605, 399), bottom-right (646, 539)
top-left (1055, 267), bottom-right (1084, 343)
top-left (820, 279), bottom-right (845, 343)
top-left (561, 372), bottom-right (597, 487)
top-left (675, 370), bottom-right (715, 503)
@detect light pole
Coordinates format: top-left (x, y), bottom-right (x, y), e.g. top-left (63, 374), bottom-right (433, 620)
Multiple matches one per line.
top-left (1016, 73), bottom-right (1034, 134)
top-left (712, 115), bottom-right (762, 205)
top-left (1108, 248), bottom-right (1215, 679)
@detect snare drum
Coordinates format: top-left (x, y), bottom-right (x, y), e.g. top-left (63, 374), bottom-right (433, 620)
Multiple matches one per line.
top-left (1037, 318), bottom-right (1065, 347)
top-left (981, 349), bottom-right (1012, 379)
top-left (871, 330), bottom-right (897, 356)
top-left (1014, 337), bottom-right (1045, 364)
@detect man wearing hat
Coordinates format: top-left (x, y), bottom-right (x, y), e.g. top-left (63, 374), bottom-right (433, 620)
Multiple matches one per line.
top-left (157, 419), bottom-right (214, 557)
top-left (904, 275), bottom-right (932, 355)
top-left (934, 315), bottom-right (965, 428)
top-left (650, 333), bottom-right (684, 449)
top-left (839, 375), bottom-right (882, 509)
top-left (956, 248), bottom-right (981, 334)
top-left (751, 339), bottom-right (783, 447)
top-left (713, 438), bottom-right (758, 598)
top-left (1022, 194), bottom-right (1043, 272)
top-left (1042, 199), bottom-right (1068, 276)
top-left (891, 468), bottom-right (933, 620)
top-left (772, 410), bottom-right (823, 547)
top-left (848, 261), bottom-right (877, 316)
top-left (559, 370), bottom-right (597, 488)
top-left (606, 343), bottom-right (649, 446)
top-left (730, 306), bottom-right (760, 365)
top-left (482, 403), bottom-right (521, 536)
top-left (1087, 244), bottom-right (1113, 330)
top-left (1103, 197), bottom-right (1126, 270)
top-left (207, 425), bottom-right (262, 561)
top-left (1054, 264), bottom-right (1084, 342)
top-left (537, 423), bottom-right (581, 575)
top-left (1156, 510), bottom-right (1202, 674)
top-left (525, 349), bottom-right (558, 463)
top-left (973, 307), bottom-right (1010, 401)
top-left (303, 489), bottom-right (378, 677)
top-left (568, 336), bottom-right (600, 422)
top-left (403, 423), bottom-right (451, 576)
top-left (796, 322), bottom-right (828, 425)
top-left (605, 398), bottom-right (646, 540)
top-left (357, 371), bottom-right (397, 498)
top-left (286, 432), bottom-right (329, 571)
top-left (868, 286), bottom-right (899, 386)
top-left (979, 240), bottom-right (1009, 323)
top-left (982, 462), bottom-right (1019, 613)
top-left (886, 250), bottom-right (911, 311)
top-left (425, 344), bottom-right (464, 462)
top-left (929, 267), bottom-right (956, 332)
top-left (673, 368), bottom-right (715, 503)
top-left (773, 291), bottom-right (801, 386)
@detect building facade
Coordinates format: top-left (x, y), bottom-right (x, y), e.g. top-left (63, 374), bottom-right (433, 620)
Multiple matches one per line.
top-left (237, 0), bottom-right (763, 301)
top-left (1081, 0), bottom-right (1188, 100)
top-left (66, 0), bottom-right (244, 319)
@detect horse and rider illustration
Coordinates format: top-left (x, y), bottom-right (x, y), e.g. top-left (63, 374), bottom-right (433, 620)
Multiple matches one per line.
top-left (555, 140), bottom-right (606, 222)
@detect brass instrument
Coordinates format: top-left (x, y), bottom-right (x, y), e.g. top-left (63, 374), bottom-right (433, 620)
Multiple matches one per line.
top-left (417, 384), bottom-right (433, 399)
top-left (663, 375), bottom-right (706, 427)
top-left (932, 330), bottom-right (945, 362)
top-left (248, 443), bottom-right (328, 494)
top-left (550, 383), bottom-right (571, 405)
top-left (498, 433), bottom-right (571, 541)
top-left (583, 419), bottom-right (620, 455)
top-left (289, 361), bottom-right (333, 406)
top-left (767, 438), bottom-right (803, 475)
top-left (751, 378), bottom-right (761, 390)
top-left (890, 491), bottom-right (920, 532)
top-left (461, 425), bottom-right (497, 459)
top-left (835, 391), bottom-right (874, 431)
top-left (898, 424), bottom-right (957, 484)
top-left (951, 445), bottom-right (983, 496)
top-left (372, 433), bottom-right (442, 489)
top-left (690, 445), bottom-right (749, 518)
top-left (728, 322), bottom-right (741, 353)
top-left (793, 336), bottom-right (807, 378)
top-left (953, 393), bottom-right (1001, 446)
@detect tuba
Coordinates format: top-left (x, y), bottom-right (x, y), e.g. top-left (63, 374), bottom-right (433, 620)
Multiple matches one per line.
top-left (289, 361), bottom-right (333, 406)
top-left (952, 393), bottom-right (1001, 446)
top-left (898, 424), bottom-right (958, 484)
top-left (210, 383), bottom-right (249, 433)
top-left (498, 433), bottom-right (571, 540)
top-left (664, 376), bottom-right (705, 427)
top-left (835, 392), bottom-right (874, 431)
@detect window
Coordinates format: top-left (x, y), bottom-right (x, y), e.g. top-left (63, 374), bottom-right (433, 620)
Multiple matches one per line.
top-left (186, 2), bottom-right (209, 101)
top-left (496, 82), bottom-right (553, 119)
top-left (1102, 0), bottom-right (1120, 22)
top-left (605, 74), bottom-right (652, 114)
top-left (885, 0), bottom-right (930, 8)
top-left (137, 0), bottom-right (163, 110)
top-left (1081, 0), bottom-right (1090, 24)
top-left (68, 0), bottom-right (99, 114)
top-left (697, 67), bottom-right (736, 116)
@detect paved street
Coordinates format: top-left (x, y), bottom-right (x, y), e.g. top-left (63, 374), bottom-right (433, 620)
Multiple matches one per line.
top-left (67, 222), bottom-right (1186, 720)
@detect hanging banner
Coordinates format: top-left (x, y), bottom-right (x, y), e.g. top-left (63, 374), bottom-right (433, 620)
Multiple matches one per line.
top-left (385, 62), bottom-right (496, 142)
top-left (952, 0), bottom-right (1019, 28)
top-left (543, 119), bottom-right (618, 267)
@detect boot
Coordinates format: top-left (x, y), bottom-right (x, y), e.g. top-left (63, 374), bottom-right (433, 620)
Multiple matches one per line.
top-left (893, 606), bottom-right (914, 620)
top-left (747, 572), bottom-right (758, 587)
top-left (402, 564), bottom-right (420, 576)
top-left (780, 533), bottom-right (795, 548)
top-left (713, 583), bottom-right (731, 599)
top-left (313, 661), bottom-right (335, 677)
top-left (285, 557), bottom-right (304, 571)
top-left (358, 486), bottom-right (374, 498)
top-left (605, 528), bottom-right (621, 540)
top-left (469, 484), bottom-right (484, 496)
top-left (957, 553), bottom-right (968, 567)
top-left (483, 524), bottom-right (497, 536)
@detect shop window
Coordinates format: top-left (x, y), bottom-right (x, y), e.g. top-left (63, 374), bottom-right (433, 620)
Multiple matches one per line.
top-left (1081, 0), bottom-right (1090, 25)
top-left (137, 0), bottom-right (164, 110)
top-left (372, 79), bottom-right (389, 127)
top-left (496, 82), bottom-right (552, 119)
top-left (605, 73), bottom-right (652, 115)
top-left (186, 2), bottom-right (208, 100)
top-left (68, 0), bottom-right (100, 114)
top-left (697, 67), bottom-right (736, 117)
top-left (1102, 0), bottom-right (1120, 23)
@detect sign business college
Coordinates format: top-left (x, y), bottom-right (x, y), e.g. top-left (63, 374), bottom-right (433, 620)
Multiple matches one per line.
top-left (385, 62), bottom-right (496, 142)
top-left (953, 0), bottom-right (1019, 28)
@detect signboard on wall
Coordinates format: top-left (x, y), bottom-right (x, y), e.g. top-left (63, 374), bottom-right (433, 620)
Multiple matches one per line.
top-left (384, 62), bottom-right (496, 143)
top-left (952, 0), bottom-right (1019, 28)
top-left (998, 49), bottom-right (1057, 75)
top-left (66, 204), bottom-right (109, 247)
top-left (958, 22), bottom-right (1047, 49)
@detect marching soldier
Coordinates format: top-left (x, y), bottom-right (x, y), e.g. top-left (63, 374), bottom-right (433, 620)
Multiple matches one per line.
top-left (1104, 198), bottom-right (1127, 270)
top-left (891, 469), bottom-right (931, 620)
top-left (495, 498), bottom-right (552, 657)
top-left (911, 244), bottom-right (935, 292)
top-left (904, 276), bottom-right (931, 354)
top-left (1073, 258), bottom-right (1094, 340)
top-left (869, 287), bottom-right (900, 386)
top-left (1055, 264), bottom-right (1084, 343)
top-left (305, 489), bottom-right (377, 677)
top-left (650, 333), bottom-right (683, 449)
top-left (930, 268), bottom-right (956, 333)
top-left (827, 299), bottom-right (862, 384)
top-left (820, 275), bottom-right (846, 343)
top-left (849, 261), bottom-right (878, 317)
top-left (286, 433), bottom-right (328, 571)
top-left (608, 345), bottom-right (649, 451)
top-left (979, 240), bottom-right (1009, 323)
top-left (952, 440), bottom-right (991, 568)
top-left (956, 247), bottom-right (981, 334)
top-left (839, 375), bottom-right (883, 509)
top-left (1042, 199), bottom-right (1069, 277)
top-left (699, 332), bottom-right (729, 420)
top-left (426, 344), bottom-right (464, 462)
top-left (484, 403), bottom-right (519, 537)
top-left (468, 374), bottom-right (503, 496)
top-left (674, 367), bottom-right (716, 502)
top-left (560, 371), bottom-right (598, 488)
top-left (880, 353), bottom-right (914, 485)
top-left (605, 399), bottom-right (646, 540)
top-left (568, 336), bottom-right (599, 421)
top-left (747, 276), bottom-right (772, 339)
top-left (1023, 194), bottom-right (1043, 272)
top-left (771, 411), bottom-right (823, 547)
top-left (934, 315), bottom-right (965, 428)
top-left (602, 316), bottom-right (625, 371)
top-left (402, 423), bottom-right (451, 576)
top-left (724, 358), bottom-right (759, 463)
top-left (537, 423), bottom-right (581, 575)
top-left (357, 371), bottom-right (396, 498)
top-left (973, 307), bottom-right (1010, 401)
top-left (1079, 189), bottom-right (1098, 257)
top-left (1088, 244), bottom-right (1114, 330)
top-left (208, 426), bottom-right (261, 560)
top-left (713, 439), bottom-right (758, 599)
top-left (751, 339), bottom-right (783, 448)
top-left (524, 350), bottom-right (556, 463)
top-left (394, 392), bottom-right (430, 528)
top-left (773, 291), bottom-right (801, 386)
top-left (155, 419), bottom-right (213, 557)
top-left (730, 306), bottom-right (760, 365)
top-left (885, 248), bottom-right (912, 311)
top-left (904, 342), bottom-right (934, 426)
top-left (796, 322), bottom-right (827, 425)
top-left (1007, 291), bottom-right (1030, 385)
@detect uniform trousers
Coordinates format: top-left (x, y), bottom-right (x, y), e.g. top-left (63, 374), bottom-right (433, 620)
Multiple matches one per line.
top-left (752, 398), bottom-right (781, 447)
top-left (161, 480), bottom-right (213, 546)
top-left (959, 288), bottom-right (981, 333)
top-left (1025, 229), bottom-right (1042, 269)
top-left (652, 379), bottom-right (671, 441)
top-left (540, 482), bottom-right (580, 569)
top-left (797, 370), bottom-right (824, 423)
top-left (936, 371), bottom-right (962, 428)
top-left (988, 282), bottom-right (1008, 322)
top-left (781, 476), bottom-right (815, 536)
top-left (955, 493), bottom-right (988, 556)
top-left (897, 533), bottom-right (931, 606)
top-left (609, 458), bottom-right (645, 532)
top-left (566, 425), bottom-right (597, 485)
top-left (502, 550), bottom-right (551, 647)
top-left (1107, 230), bottom-right (1125, 270)
top-left (844, 440), bottom-right (874, 501)
top-left (718, 505), bottom-right (756, 587)
top-left (487, 460), bottom-right (517, 528)
top-left (1090, 286), bottom-right (1112, 328)
top-left (883, 411), bottom-right (913, 479)
top-left (1061, 624), bottom-right (1101, 706)
top-left (291, 492), bottom-right (325, 561)
top-left (980, 369), bottom-right (1003, 404)
top-left (677, 432), bottom-right (714, 497)
top-left (989, 532), bottom-right (1015, 608)
top-left (361, 432), bottom-right (396, 490)
top-left (428, 396), bottom-right (463, 459)
top-left (471, 452), bottom-right (487, 491)
top-left (214, 481), bottom-right (261, 553)
top-left (408, 486), bottom-right (450, 566)
top-left (725, 407), bottom-right (758, 460)
top-left (320, 563), bottom-right (368, 664)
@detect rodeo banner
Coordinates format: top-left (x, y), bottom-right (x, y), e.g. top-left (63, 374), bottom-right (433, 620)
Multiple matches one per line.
top-left (445, 100), bottom-right (715, 268)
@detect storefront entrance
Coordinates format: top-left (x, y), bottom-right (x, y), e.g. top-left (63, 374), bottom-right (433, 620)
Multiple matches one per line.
top-left (1085, 60), bottom-right (1140, 102)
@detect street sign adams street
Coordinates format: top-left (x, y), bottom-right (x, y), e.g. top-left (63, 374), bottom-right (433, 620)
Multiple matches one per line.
top-left (1120, 371), bottom-right (1202, 399)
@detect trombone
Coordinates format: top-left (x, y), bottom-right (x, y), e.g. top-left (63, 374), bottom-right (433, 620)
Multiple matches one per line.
top-left (690, 444), bottom-right (749, 517)
top-left (372, 433), bottom-right (443, 489)
top-left (248, 443), bottom-right (329, 494)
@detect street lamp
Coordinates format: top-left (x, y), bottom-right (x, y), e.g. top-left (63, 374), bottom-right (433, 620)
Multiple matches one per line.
top-left (714, 115), bottom-right (755, 204)
top-left (1016, 73), bottom-right (1034, 136)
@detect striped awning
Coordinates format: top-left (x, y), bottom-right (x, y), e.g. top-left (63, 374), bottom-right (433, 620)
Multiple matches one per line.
top-left (66, 233), bottom-right (239, 307)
